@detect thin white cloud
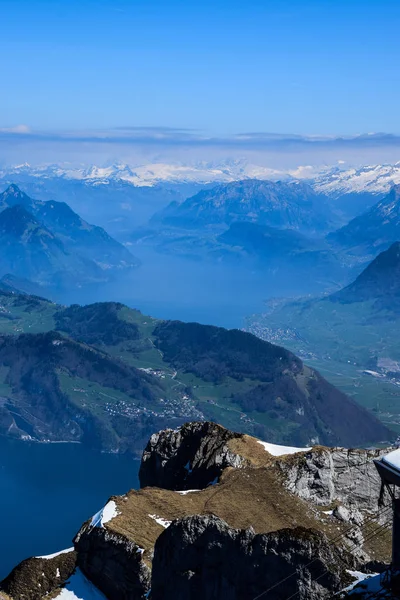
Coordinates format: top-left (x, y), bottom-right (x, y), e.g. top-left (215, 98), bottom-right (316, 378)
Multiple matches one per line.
top-left (0, 126), bottom-right (400, 169)
top-left (0, 124), bottom-right (31, 134)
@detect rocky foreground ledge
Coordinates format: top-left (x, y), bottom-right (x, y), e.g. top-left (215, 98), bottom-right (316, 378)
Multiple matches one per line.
top-left (0, 422), bottom-right (392, 599)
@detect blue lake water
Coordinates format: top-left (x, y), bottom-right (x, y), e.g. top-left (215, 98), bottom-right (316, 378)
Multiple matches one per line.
top-left (62, 246), bottom-right (308, 330)
top-left (0, 437), bottom-right (139, 580)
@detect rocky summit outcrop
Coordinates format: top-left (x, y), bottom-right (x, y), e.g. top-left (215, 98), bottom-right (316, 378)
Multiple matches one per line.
top-left (139, 421), bottom-right (247, 490)
top-left (276, 446), bottom-right (388, 513)
top-left (0, 550), bottom-right (76, 600)
top-left (1, 422), bottom-right (393, 599)
top-left (151, 515), bottom-right (353, 600)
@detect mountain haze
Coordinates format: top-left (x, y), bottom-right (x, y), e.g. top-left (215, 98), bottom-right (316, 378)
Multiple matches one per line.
top-left (153, 179), bottom-right (333, 234)
top-left (246, 244), bottom-right (400, 432)
top-left (329, 185), bottom-right (400, 256)
top-left (333, 241), bottom-right (400, 306)
top-left (0, 185), bottom-right (139, 287)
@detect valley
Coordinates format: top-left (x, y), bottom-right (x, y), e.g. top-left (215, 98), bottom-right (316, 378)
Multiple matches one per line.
top-left (246, 243), bottom-right (400, 435)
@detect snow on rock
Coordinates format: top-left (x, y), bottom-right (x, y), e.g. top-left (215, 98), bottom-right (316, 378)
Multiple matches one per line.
top-left (38, 547), bottom-right (74, 559)
top-left (175, 489), bottom-right (200, 495)
top-left (148, 514), bottom-right (172, 528)
top-left (6, 160), bottom-right (400, 194)
top-left (344, 570), bottom-right (381, 595)
top-left (257, 440), bottom-right (312, 457)
top-left (312, 163), bottom-right (400, 196)
top-left (382, 447), bottom-right (400, 470)
top-left (90, 500), bottom-right (119, 528)
top-left (55, 567), bottom-right (107, 599)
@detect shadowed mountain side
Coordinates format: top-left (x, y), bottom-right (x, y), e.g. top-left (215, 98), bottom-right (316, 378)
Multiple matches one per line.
top-left (0, 185), bottom-right (139, 288)
top-left (328, 185), bottom-right (400, 259)
top-left (332, 241), bottom-right (400, 308)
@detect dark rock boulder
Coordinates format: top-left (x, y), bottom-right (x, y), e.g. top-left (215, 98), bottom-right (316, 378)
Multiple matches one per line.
top-left (151, 514), bottom-right (353, 600)
top-left (139, 421), bottom-right (245, 490)
top-left (0, 550), bottom-right (76, 600)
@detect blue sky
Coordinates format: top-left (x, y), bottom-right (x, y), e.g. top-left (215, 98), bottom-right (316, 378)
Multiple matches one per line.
top-left (1, 0), bottom-right (400, 136)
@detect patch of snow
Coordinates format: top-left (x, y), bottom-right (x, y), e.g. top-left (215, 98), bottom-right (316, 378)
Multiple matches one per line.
top-left (363, 370), bottom-right (382, 377)
top-left (176, 489), bottom-right (200, 495)
top-left (56, 568), bottom-right (61, 577)
top-left (148, 514), bottom-right (172, 528)
top-left (90, 500), bottom-right (119, 528)
top-left (382, 448), bottom-right (400, 470)
top-left (38, 547), bottom-right (74, 559)
top-left (257, 440), bottom-right (312, 456)
top-left (344, 570), bottom-right (380, 594)
top-left (322, 510), bottom-right (333, 516)
top-left (55, 568), bottom-right (107, 599)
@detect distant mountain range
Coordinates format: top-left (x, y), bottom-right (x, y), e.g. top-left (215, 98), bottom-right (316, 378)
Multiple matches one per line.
top-left (1, 160), bottom-right (280, 187)
top-left (0, 184), bottom-right (138, 288)
top-left (329, 185), bottom-right (400, 258)
top-left (3, 161), bottom-right (400, 196)
top-left (152, 179), bottom-right (334, 234)
top-left (2, 167), bottom-right (400, 300)
top-left (3, 161), bottom-right (400, 246)
top-left (139, 180), bottom-right (400, 292)
top-left (0, 292), bottom-right (389, 452)
top-left (312, 162), bottom-right (400, 196)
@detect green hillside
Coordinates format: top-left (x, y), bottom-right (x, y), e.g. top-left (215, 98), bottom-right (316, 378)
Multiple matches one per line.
top-left (246, 295), bottom-right (400, 434)
top-left (0, 290), bottom-right (390, 452)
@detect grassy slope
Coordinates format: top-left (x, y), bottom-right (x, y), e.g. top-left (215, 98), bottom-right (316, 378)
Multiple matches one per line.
top-left (246, 296), bottom-right (400, 434)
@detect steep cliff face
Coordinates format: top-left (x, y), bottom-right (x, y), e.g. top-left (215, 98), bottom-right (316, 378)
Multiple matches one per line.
top-left (74, 523), bottom-right (150, 600)
top-left (276, 446), bottom-right (387, 512)
top-left (151, 515), bottom-right (353, 600)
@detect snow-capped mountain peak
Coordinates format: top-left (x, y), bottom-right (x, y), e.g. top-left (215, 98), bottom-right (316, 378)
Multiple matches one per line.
top-left (2, 160), bottom-right (400, 195)
top-left (312, 163), bottom-right (400, 197)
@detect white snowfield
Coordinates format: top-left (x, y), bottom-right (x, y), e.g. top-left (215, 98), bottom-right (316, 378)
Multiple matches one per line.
top-left (38, 547), bottom-right (74, 560)
top-left (2, 160), bottom-right (285, 187)
top-left (312, 162), bottom-right (400, 196)
top-left (5, 160), bottom-right (400, 193)
top-left (148, 514), bottom-right (172, 528)
top-left (257, 440), bottom-right (312, 457)
top-left (344, 570), bottom-right (381, 595)
top-left (382, 447), bottom-right (400, 470)
top-left (90, 500), bottom-right (119, 528)
top-left (55, 568), bottom-right (106, 599)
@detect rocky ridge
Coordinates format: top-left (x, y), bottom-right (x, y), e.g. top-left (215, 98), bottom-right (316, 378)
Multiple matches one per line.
top-left (0, 422), bottom-right (392, 599)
